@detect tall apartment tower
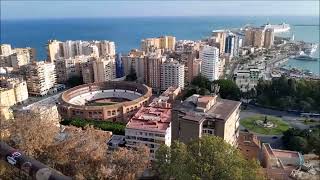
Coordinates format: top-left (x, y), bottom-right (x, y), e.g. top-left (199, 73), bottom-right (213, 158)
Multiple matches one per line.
top-left (144, 52), bottom-right (166, 93)
top-left (225, 33), bottom-right (235, 57)
top-left (253, 28), bottom-right (265, 48)
top-left (10, 48), bottom-right (31, 69)
top-left (200, 45), bottom-right (220, 81)
top-left (47, 40), bottom-right (63, 62)
top-left (93, 57), bottom-right (116, 83)
top-left (141, 36), bottom-right (176, 52)
top-left (0, 44), bottom-right (13, 56)
top-left (212, 31), bottom-right (226, 55)
top-left (160, 58), bottom-right (185, 92)
top-left (244, 29), bottom-right (255, 46)
top-left (264, 28), bottom-right (274, 49)
top-left (81, 60), bottom-right (95, 84)
top-left (25, 62), bottom-right (57, 96)
top-left (122, 49), bottom-right (146, 83)
top-left (100, 41), bottom-right (116, 56)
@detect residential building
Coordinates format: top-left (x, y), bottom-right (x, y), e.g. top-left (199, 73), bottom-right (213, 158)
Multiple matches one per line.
top-left (25, 62), bottom-right (57, 96)
top-left (238, 132), bottom-right (261, 160)
top-left (99, 40), bottom-right (116, 56)
top-left (200, 45), bottom-right (220, 81)
top-left (81, 60), bottom-right (95, 84)
top-left (144, 52), bottom-right (166, 93)
top-left (264, 28), bottom-right (274, 49)
top-left (141, 36), bottom-right (176, 52)
top-left (47, 40), bottom-right (116, 62)
top-left (122, 49), bottom-right (145, 82)
top-left (125, 103), bottom-right (172, 159)
top-left (54, 55), bottom-right (88, 83)
top-left (0, 88), bottom-right (16, 107)
top-left (93, 56), bottom-right (116, 82)
top-left (172, 94), bottom-right (241, 146)
top-left (262, 143), bottom-right (304, 180)
top-left (254, 28), bottom-right (265, 48)
top-left (211, 30), bottom-right (226, 55)
top-left (187, 58), bottom-right (202, 83)
top-left (244, 28), bottom-right (255, 47)
top-left (0, 44), bottom-right (13, 56)
top-left (47, 40), bottom-right (63, 62)
top-left (234, 68), bottom-right (261, 92)
top-left (225, 33), bottom-right (235, 57)
top-left (115, 53), bottom-right (124, 78)
top-left (160, 58), bottom-right (185, 91)
top-left (0, 76), bottom-right (28, 104)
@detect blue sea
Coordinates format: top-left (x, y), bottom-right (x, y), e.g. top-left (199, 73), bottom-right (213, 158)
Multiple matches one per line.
top-left (1, 16), bottom-right (319, 74)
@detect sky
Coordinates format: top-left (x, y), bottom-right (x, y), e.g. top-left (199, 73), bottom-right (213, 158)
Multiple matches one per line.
top-left (1, 1), bottom-right (319, 20)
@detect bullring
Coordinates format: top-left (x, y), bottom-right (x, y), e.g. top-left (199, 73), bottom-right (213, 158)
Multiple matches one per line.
top-left (57, 81), bottom-right (152, 123)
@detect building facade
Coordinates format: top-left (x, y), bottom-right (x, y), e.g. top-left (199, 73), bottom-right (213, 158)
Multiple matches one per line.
top-left (0, 76), bottom-right (28, 106)
top-left (264, 28), bottom-right (275, 49)
top-left (200, 45), bottom-right (220, 81)
top-left (141, 36), bottom-right (176, 52)
top-left (25, 62), bottom-right (57, 96)
top-left (160, 58), bottom-right (185, 91)
top-left (144, 52), bottom-right (166, 93)
top-left (93, 56), bottom-right (116, 83)
top-left (122, 49), bottom-right (145, 83)
top-left (172, 94), bottom-right (241, 146)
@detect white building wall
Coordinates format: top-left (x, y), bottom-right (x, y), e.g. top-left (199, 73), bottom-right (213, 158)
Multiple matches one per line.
top-left (200, 45), bottom-right (219, 81)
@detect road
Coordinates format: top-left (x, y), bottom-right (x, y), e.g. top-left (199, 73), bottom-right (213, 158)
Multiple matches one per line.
top-left (239, 105), bottom-right (311, 148)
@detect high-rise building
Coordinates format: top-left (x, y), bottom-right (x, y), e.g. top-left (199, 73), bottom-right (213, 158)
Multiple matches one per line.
top-left (10, 48), bottom-right (31, 69)
top-left (25, 62), bottom-right (57, 96)
top-left (54, 56), bottom-right (87, 83)
top-left (225, 33), bottom-right (235, 57)
top-left (264, 28), bottom-right (274, 49)
top-left (141, 36), bottom-right (176, 52)
top-left (244, 28), bottom-right (255, 47)
top-left (212, 30), bottom-right (226, 55)
top-left (115, 53), bottom-right (124, 78)
top-left (81, 60), bottom-right (95, 84)
top-left (47, 40), bottom-right (63, 62)
top-left (0, 76), bottom-right (29, 105)
top-left (93, 56), bottom-right (116, 82)
top-left (144, 52), bottom-right (166, 93)
top-left (0, 44), bottom-right (13, 56)
top-left (172, 94), bottom-right (241, 146)
top-left (100, 40), bottom-right (116, 56)
top-left (122, 49), bottom-right (145, 83)
top-left (160, 58), bottom-right (185, 91)
top-left (253, 28), bottom-right (265, 48)
top-left (200, 45), bottom-right (220, 81)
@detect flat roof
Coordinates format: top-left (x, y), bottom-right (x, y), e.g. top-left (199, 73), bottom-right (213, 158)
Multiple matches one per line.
top-left (126, 106), bottom-right (171, 133)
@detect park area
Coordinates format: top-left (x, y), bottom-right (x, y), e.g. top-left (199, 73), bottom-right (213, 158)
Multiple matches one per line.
top-left (240, 115), bottom-right (291, 135)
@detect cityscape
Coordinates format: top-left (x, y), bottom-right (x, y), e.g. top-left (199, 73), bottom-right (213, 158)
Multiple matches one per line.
top-left (0, 1), bottom-right (319, 180)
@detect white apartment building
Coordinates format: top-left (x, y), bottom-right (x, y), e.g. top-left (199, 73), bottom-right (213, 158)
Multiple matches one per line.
top-left (11, 48), bottom-right (31, 69)
top-left (125, 105), bottom-right (172, 159)
top-left (200, 45), bottom-right (220, 81)
top-left (25, 62), bottom-right (57, 96)
top-left (93, 57), bottom-right (116, 82)
top-left (0, 44), bottom-right (13, 56)
top-left (47, 40), bottom-right (116, 62)
top-left (160, 58), bottom-right (185, 92)
top-left (0, 76), bottom-right (29, 105)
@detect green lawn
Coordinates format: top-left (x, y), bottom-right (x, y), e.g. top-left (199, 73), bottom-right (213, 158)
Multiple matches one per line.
top-left (240, 115), bottom-right (291, 135)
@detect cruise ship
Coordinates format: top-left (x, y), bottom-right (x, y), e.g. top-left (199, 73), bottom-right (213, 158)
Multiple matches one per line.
top-left (293, 55), bottom-right (318, 61)
top-left (263, 23), bottom-right (290, 33)
top-left (303, 43), bottom-right (318, 55)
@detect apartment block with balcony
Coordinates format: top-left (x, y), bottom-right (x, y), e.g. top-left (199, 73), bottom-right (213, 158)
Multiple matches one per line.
top-left (25, 62), bottom-right (57, 96)
top-left (125, 104), bottom-right (172, 159)
top-left (172, 94), bottom-right (241, 146)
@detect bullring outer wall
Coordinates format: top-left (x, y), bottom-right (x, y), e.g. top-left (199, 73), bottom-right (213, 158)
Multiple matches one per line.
top-left (57, 81), bottom-right (152, 123)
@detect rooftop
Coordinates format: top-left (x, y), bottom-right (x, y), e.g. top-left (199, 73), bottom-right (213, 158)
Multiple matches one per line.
top-left (126, 106), bottom-right (171, 133)
top-left (174, 94), bottom-right (241, 122)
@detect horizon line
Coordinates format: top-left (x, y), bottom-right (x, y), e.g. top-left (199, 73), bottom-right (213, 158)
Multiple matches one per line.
top-left (1, 14), bottom-right (319, 21)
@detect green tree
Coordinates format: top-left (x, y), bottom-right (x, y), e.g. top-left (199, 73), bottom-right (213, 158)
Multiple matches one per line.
top-left (154, 136), bottom-right (264, 180)
top-left (125, 68), bottom-right (137, 81)
top-left (67, 75), bottom-right (84, 87)
top-left (213, 79), bottom-right (241, 100)
top-left (191, 74), bottom-right (211, 90)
